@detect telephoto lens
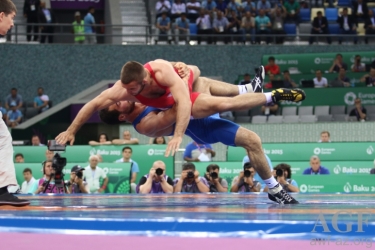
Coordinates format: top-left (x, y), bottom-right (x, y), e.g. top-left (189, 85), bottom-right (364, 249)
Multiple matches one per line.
top-left (244, 170), bottom-right (251, 177)
top-left (76, 171), bottom-right (83, 179)
top-left (187, 171), bottom-right (195, 179)
top-left (210, 172), bottom-right (218, 179)
top-left (276, 169), bottom-right (284, 177)
top-left (155, 168), bottom-right (164, 176)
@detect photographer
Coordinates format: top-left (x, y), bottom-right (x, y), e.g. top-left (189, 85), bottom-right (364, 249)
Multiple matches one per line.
top-left (35, 160), bottom-right (67, 194)
top-left (174, 163), bottom-right (209, 193)
top-left (67, 165), bottom-right (89, 194)
top-left (264, 163), bottom-right (299, 193)
top-left (137, 161), bottom-right (174, 194)
top-left (205, 164), bottom-right (228, 193)
top-left (231, 162), bottom-right (261, 192)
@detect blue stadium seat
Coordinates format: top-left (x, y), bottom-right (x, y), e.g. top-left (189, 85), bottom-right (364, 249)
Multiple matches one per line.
top-left (300, 9), bottom-right (311, 22)
top-left (337, 0), bottom-right (351, 6)
top-left (189, 23), bottom-right (197, 35)
top-left (325, 8), bottom-right (338, 21)
top-left (284, 23), bottom-right (296, 35)
top-left (329, 23), bottom-right (340, 34)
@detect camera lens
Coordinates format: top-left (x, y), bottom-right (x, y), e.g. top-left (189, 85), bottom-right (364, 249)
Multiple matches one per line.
top-left (210, 172), bottom-right (218, 179)
top-left (76, 171), bottom-right (83, 178)
top-left (155, 168), bottom-right (163, 176)
top-left (276, 169), bottom-right (283, 177)
top-left (187, 171), bottom-right (194, 179)
top-left (244, 170), bottom-right (251, 177)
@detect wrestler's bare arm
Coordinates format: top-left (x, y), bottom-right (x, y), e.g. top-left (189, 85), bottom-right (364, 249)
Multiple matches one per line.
top-left (136, 107), bottom-right (177, 137)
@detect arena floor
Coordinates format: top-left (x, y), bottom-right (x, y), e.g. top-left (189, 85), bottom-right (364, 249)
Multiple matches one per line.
top-left (0, 193), bottom-right (374, 249)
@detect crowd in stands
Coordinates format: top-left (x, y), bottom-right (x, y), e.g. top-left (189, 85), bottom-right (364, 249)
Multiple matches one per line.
top-left (1, 87), bottom-right (51, 127)
top-left (154, 0), bottom-right (375, 45)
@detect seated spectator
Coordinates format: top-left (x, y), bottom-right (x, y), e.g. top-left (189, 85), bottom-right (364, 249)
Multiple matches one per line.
top-left (84, 155), bottom-right (109, 193)
top-left (242, 0), bottom-right (256, 16)
top-left (173, 163), bottom-right (210, 193)
top-left (216, 0), bottom-right (227, 13)
top-left (334, 68), bottom-right (351, 87)
top-left (31, 135), bottom-right (44, 146)
top-left (152, 136), bottom-right (166, 144)
top-left (115, 146), bottom-right (139, 193)
top-left (213, 10), bottom-right (229, 44)
top-left (227, 10), bottom-right (245, 44)
top-left (155, 12), bottom-right (172, 45)
top-left (155, 0), bottom-right (171, 19)
top-left (21, 168), bottom-right (38, 194)
top-left (337, 8), bottom-right (358, 45)
top-left (89, 133), bottom-right (112, 145)
top-left (352, 0), bottom-right (368, 22)
top-left (264, 163), bottom-right (299, 193)
top-left (349, 98), bottom-right (367, 121)
top-left (33, 87), bottom-right (49, 113)
top-left (302, 155), bottom-right (330, 175)
top-left (351, 55), bottom-right (366, 72)
top-left (264, 56), bottom-right (280, 76)
top-left (270, 6), bottom-right (287, 44)
top-left (257, 0), bottom-right (271, 16)
top-left (329, 54), bottom-right (348, 73)
top-left (242, 154), bottom-right (273, 190)
top-left (283, 0), bottom-right (300, 24)
top-left (255, 9), bottom-right (271, 44)
top-left (68, 165), bottom-right (89, 194)
top-left (204, 164), bottom-right (228, 192)
top-left (196, 9), bottom-right (213, 44)
top-left (283, 70), bottom-right (298, 88)
top-left (239, 73), bottom-right (251, 85)
top-left (186, 0), bottom-right (201, 22)
top-left (318, 131), bottom-right (331, 143)
top-left (35, 160), bottom-right (67, 194)
top-left (261, 103), bottom-right (279, 116)
top-left (184, 141), bottom-right (216, 162)
top-left (241, 11), bottom-right (256, 44)
top-left (15, 153), bottom-right (24, 163)
top-left (309, 11), bottom-right (331, 45)
top-left (171, 0), bottom-right (186, 21)
top-left (45, 149), bottom-right (54, 161)
top-left (112, 130), bottom-right (139, 145)
top-left (0, 101), bottom-right (6, 120)
top-left (313, 69), bottom-right (328, 88)
top-left (360, 67), bottom-right (375, 87)
top-left (5, 88), bottom-right (23, 110)
top-left (230, 162), bottom-right (261, 192)
top-left (137, 160), bottom-right (174, 194)
top-left (6, 103), bottom-right (22, 128)
top-left (226, 0), bottom-right (242, 17)
top-left (174, 13), bottom-right (190, 44)
top-left (202, 0), bottom-right (217, 14)
top-left (364, 10), bottom-right (375, 44)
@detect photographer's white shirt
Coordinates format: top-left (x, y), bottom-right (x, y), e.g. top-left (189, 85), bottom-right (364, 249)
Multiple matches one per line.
top-left (83, 166), bottom-right (107, 193)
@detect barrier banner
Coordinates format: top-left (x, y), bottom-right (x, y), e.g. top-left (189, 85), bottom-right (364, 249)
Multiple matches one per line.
top-left (15, 162), bottom-right (131, 193)
top-left (50, 0), bottom-right (104, 10)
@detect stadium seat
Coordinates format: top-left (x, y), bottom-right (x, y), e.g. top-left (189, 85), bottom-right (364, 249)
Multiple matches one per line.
top-left (25, 108), bottom-right (39, 120)
top-left (283, 115), bottom-right (299, 123)
top-left (300, 115), bottom-right (317, 123)
top-left (317, 115), bottom-right (333, 122)
top-left (337, 0), bottom-right (351, 6)
top-left (325, 8), bottom-right (338, 22)
top-left (251, 116), bottom-right (267, 124)
top-left (311, 8), bottom-right (325, 21)
top-left (299, 23), bottom-right (312, 41)
top-left (346, 105), bottom-right (354, 114)
top-left (314, 105), bottom-right (330, 116)
top-left (366, 105), bottom-right (375, 114)
top-left (357, 23), bottom-right (365, 36)
top-left (300, 9), bottom-right (311, 22)
top-left (329, 23), bottom-right (340, 35)
top-left (330, 105), bottom-right (346, 114)
top-left (298, 106), bottom-right (313, 115)
top-left (236, 116), bottom-right (251, 123)
top-left (333, 114), bottom-right (347, 121)
top-left (284, 23), bottom-right (296, 35)
top-left (249, 106), bottom-right (262, 116)
top-left (267, 116), bottom-right (283, 123)
top-left (282, 107), bottom-right (297, 116)
top-left (189, 23), bottom-right (197, 35)
top-left (234, 110), bottom-right (250, 116)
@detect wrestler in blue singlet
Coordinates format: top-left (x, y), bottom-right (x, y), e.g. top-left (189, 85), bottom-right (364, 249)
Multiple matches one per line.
top-left (132, 107), bottom-right (240, 146)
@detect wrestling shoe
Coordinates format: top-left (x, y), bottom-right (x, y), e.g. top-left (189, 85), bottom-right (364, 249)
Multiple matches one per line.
top-left (0, 193), bottom-right (30, 206)
top-left (268, 184), bottom-right (299, 204)
top-left (271, 88), bottom-right (306, 103)
top-left (246, 66), bottom-right (264, 93)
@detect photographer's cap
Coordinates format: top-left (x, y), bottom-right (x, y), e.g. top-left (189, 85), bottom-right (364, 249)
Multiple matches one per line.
top-left (71, 165), bottom-right (85, 173)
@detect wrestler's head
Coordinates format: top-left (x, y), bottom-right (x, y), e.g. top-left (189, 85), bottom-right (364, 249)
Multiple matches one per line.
top-left (99, 101), bottom-right (135, 124)
top-left (0, 0), bottom-right (16, 36)
top-left (120, 61), bottom-right (147, 96)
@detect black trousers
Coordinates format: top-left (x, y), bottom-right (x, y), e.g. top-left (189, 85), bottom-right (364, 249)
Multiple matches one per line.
top-left (197, 28), bottom-right (213, 44)
top-left (309, 28), bottom-right (331, 44)
top-left (365, 28), bottom-right (375, 44)
top-left (40, 26), bottom-right (54, 43)
top-left (26, 15), bottom-right (39, 42)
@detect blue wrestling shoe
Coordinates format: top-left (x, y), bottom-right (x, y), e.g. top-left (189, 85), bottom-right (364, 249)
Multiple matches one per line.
top-left (248, 66), bottom-right (264, 93)
top-left (271, 88), bottom-right (306, 103)
top-left (268, 184), bottom-right (299, 204)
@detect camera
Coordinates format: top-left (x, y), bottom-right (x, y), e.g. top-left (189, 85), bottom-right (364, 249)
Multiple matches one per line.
top-left (76, 171), bottom-right (83, 179)
top-left (209, 172), bottom-right (218, 179)
top-left (48, 140), bottom-right (67, 188)
top-left (155, 168), bottom-right (164, 176)
top-left (276, 168), bottom-right (284, 177)
top-left (244, 170), bottom-right (251, 178)
top-left (187, 171), bottom-right (195, 179)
